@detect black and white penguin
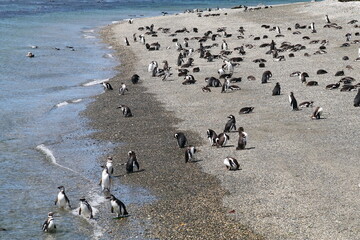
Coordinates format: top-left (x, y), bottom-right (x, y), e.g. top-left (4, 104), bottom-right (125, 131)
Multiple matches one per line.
top-left (224, 115), bottom-right (236, 132)
top-left (118, 105), bottom-right (133, 117)
top-left (261, 70), bottom-right (272, 84)
top-left (236, 127), bottom-right (248, 150)
top-left (299, 72), bottom-right (309, 83)
top-left (216, 133), bottom-right (229, 148)
top-left (174, 132), bottom-right (187, 148)
top-left (79, 198), bottom-right (93, 219)
top-left (148, 61), bottom-right (158, 73)
top-left (310, 22), bottom-right (316, 33)
top-left (131, 74), bottom-right (140, 84)
top-left (272, 82), bottom-right (281, 95)
top-left (119, 83), bottom-right (128, 95)
top-left (55, 186), bottom-right (71, 209)
top-left (106, 157), bottom-right (114, 175)
top-left (224, 157), bottom-right (241, 170)
top-left (126, 151), bottom-right (140, 173)
top-left (42, 212), bottom-right (56, 232)
top-left (185, 146), bottom-right (196, 163)
top-left (100, 166), bottom-right (111, 191)
top-left (124, 37), bottom-right (130, 46)
top-left (311, 106), bottom-right (323, 119)
top-left (299, 101), bottom-right (314, 108)
top-left (107, 194), bottom-right (128, 218)
top-left (325, 15), bottom-right (331, 23)
top-left (207, 129), bottom-right (217, 146)
top-left (101, 82), bottom-right (113, 90)
top-left (354, 89), bottom-right (360, 107)
top-left (289, 92), bottom-right (299, 111)
top-left (239, 107), bottom-right (254, 114)
top-left (221, 40), bottom-right (229, 50)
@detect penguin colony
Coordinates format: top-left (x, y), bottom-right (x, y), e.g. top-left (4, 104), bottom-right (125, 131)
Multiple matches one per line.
top-left (42, 4), bottom-right (360, 236)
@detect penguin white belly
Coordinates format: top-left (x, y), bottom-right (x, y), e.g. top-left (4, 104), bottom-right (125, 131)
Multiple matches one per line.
top-left (111, 201), bottom-right (120, 215)
top-left (101, 172), bottom-right (110, 190)
top-left (47, 220), bottom-right (55, 231)
top-left (80, 202), bottom-right (91, 218)
top-left (57, 193), bottom-right (66, 207)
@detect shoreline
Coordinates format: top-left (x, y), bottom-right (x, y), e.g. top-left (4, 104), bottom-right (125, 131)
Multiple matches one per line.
top-left (85, 0), bottom-right (360, 239)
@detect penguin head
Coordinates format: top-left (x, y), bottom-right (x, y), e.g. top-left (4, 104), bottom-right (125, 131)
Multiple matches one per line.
top-left (228, 115), bottom-right (235, 120)
top-left (106, 194), bottom-right (116, 201)
top-left (79, 198), bottom-right (86, 202)
top-left (57, 186), bottom-right (65, 191)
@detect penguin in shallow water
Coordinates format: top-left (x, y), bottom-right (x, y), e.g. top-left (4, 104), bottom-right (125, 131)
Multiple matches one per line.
top-left (216, 133), bottom-right (229, 148)
top-left (272, 82), bottom-right (281, 95)
top-left (79, 198), bottom-right (93, 219)
top-left (289, 92), bottom-right (299, 111)
top-left (224, 115), bottom-right (236, 132)
top-left (126, 151), bottom-right (140, 173)
top-left (101, 82), bottom-right (113, 90)
top-left (224, 157), bottom-right (241, 170)
top-left (185, 146), bottom-right (196, 163)
top-left (42, 212), bottom-right (56, 232)
top-left (55, 186), bottom-right (71, 209)
top-left (311, 106), bottom-right (323, 119)
top-left (174, 132), bottom-right (187, 148)
top-left (100, 166), bottom-right (111, 192)
top-left (118, 105), bottom-right (133, 117)
top-left (207, 129), bottom-right (217, 146)
top-left (107, 194), bottom-right (128, 218)
top-left (236, 127), bottom-right (248, 150)
top-left (354, 89), bottom-right (360, 107)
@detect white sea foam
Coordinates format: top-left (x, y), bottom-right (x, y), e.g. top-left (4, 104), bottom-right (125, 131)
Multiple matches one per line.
top-left (55, 101), bottom-right (69, 108)
top-left (82, 78), bottom-right (109, 87)
top-left (35, 144), bottom-right (78, 174)
top-left (70, 98), bottom-right (83, 103)
top-left (103, 53), bottom-right (114, 59)
top-left (83, 34), bottom-right (96, 39)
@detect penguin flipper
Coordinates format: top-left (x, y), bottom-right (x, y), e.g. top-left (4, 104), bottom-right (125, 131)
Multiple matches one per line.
top-left (111, 206), bottom-right (114, 213)
top-left (79, 208), bottom-right (82, 215)
top-left (134, 161), bottom-right (140, 171)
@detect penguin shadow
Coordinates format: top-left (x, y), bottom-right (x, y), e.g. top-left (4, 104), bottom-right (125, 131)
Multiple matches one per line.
top-left (113, 214), bottom-right (131, 220)
top-left (237, 146), bottom-right (255, 151)
top-left (220, 145), bottom-right (235, 148)
top-left (189, 159), bottom-right (203, 163)
top-left (111, 169), bottom-right (145, 178)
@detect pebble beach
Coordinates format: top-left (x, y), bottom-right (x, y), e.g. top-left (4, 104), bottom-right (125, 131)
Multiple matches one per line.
top-left (85, 0), bottom-right (360, 239)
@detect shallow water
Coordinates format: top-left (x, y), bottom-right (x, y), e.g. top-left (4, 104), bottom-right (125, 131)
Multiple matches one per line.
top-left (0, 0), bottom-right (312, 239)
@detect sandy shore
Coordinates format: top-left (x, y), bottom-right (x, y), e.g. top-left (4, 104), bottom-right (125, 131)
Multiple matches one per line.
top-left (86, 0), bottom-right (360, 239)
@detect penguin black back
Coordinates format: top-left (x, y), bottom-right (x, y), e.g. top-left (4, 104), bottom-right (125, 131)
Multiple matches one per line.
top-left (126, 151), bottom-right (140, 173)
top-left (272, 82), bottom-right (281, 95)
top-left (174, 132), bottom-right (187, 148)
top-left (224, 115), bottom-right (236, 132)
top-left (354, 89), bottom-right (360, 107)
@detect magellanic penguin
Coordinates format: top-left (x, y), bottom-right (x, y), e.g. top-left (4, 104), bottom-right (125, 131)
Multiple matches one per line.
top-left (299, 101), bottom-right (314, 108)
top-left (118, 105), bottom-right (133, 117)
top-left (261, 70), bottom-right (272, 84)
top-left (185, 146), bottom-right (196, 163)
top-left (42, 212), bottom-right (56, 232)
top-left (216, 133), bottom-right (230, 148)
top-left (311, 106), bottom-right (323, 119)
top-left (100, 166), bottom-right (111, 192)
top-left (207, 129), bottom-right (217, 146)
top-left (289, 92), bottom-right (299, 111)
top-left (79, 198), bottom-right (93, 219)
top-left (119, 83), bottom-right (128, 95)
top-left (174, 132), bottom-right (187, 148)
top-left (354, 89), bottom-right (360, 107)
top-left (239, 107), bottom-right (254, 114)
top-left (106, 156), bottom-right (114, 175)
top-left (107, 194), bottom-right (128, 218)
top-left (272, 82), bottom-right (281, 96)
top-left (126, 151), bottom-right (140, 173)
top-left (224, 157), bottom-right (241, 170)
top-left (224, 115), bottom-right (236, 132)
top-left (131, 74), bottom-right (140, 84)
top-left (124, 37), bottom-right (130, 46)
top-left (236, 127), bottom-right (248, 150)
top-left (55, 186), bottom-right (71, 209)
top-left (101, 82), bottom-right (113, 90)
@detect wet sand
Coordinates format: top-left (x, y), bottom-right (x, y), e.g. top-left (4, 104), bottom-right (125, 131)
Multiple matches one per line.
top-left (85, 0), bottom-right (360, 239)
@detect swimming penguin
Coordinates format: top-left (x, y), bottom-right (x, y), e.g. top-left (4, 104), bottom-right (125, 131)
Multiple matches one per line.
top-left (118, 105), bottom-right (133, 117)
top-left (26, 52), bottom-right (35, 58)
top-left (79, 198), bottom-right (93, 219)
top-left (261, 70), bottom-right (272, 84)
top-left (224, 115), bottom-right (236, 132)
top-left (131, 74), bottom-right (140, 84)
top-left (124, 37), bottom-right (130, 46)
top-left (236, 127), bottom-right (247, 150)
top-left (106, 157), bottom-right (114, 175)
top-left (107, 194), bottom-right (128, 218)
top-left (174, 132), bottom-right (187, 148)
top-left (311, 106), bottom-right (323, 119)
top-left (119, 83), bottom-right (128, 95)
top-left (207, 129), bottom-right (217, 146)
top-left (100, 166), bottom-right (111, 191)
top-left (354, 89), bottom-right (360, 107)
top-left (42, 212), bottom-right (56, 232)
top-left (216, 133), bottom-right (229, 148)
top-left (101, 82), bottom-right (113, 90)
top-left (272, 82), bottom-right (281, 95)
top-left (239, 107), bottom-right (254, 114)
top-left (224, 157), bottom-right (241, 170)
top-left (126, 151), bottom-right (140, 173)
top-left (55, 186), bottom-right (71, 209)
top-left (185, 146), bottom-right (196, 163)
top-left (289, 92), bottom-right (299, 111)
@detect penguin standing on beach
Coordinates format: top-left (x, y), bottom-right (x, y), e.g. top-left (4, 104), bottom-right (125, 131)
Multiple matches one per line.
top-left (118, 105), bottom-right (133, 117)
top-left (236, 127), bottom-right (248, 150)
top-left (79, 198), bottom-right (93, 219)
top-left (311, 106), bottom-right (323, 119)
top-left (224, 157), bottom-right (241, 170)
top-left (131, 74), bottom-right (140, 84)
top-left (107, 194), bottom-right (128, 218)
top-left (325, 15), bottom-right (331, 23)
top-left (224, 115), bottom-right (236, 132)
top-left (261, 70), bottom-right (272, 84)
top-left (100, 166), bottom-right (111, 191)
top-left (216, 133), bottom-right (229, 148)
top-left (55, 186), bottom-right (71, 209)
top-left (126, 151), bottom-right (140, 173)
top-left (310, 22), bottom-right (316, 33)
top-left (354, 89), bottom-right (360, 107)
top-left (42, 212), bottom-right (56, 232)
top-left (119, 83), bottom-right (128, 95)
top-left (272, 82), bottom-right (281, 95)
top-left (289, 92), bottom-right (299, 111)
top-left (101, 82), bottom-right (113, 90)
top-left (174, 132), bottom-right (187, 148)
top-left (207, 129), bottom-right (217, 146)
top-left (124, 37), bottom-right (130, 46)
top-left (185, 146), bottom-right (196, 163)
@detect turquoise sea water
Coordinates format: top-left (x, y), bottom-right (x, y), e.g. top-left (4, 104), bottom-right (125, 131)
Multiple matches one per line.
top-left (0, 0), bottom-right (312, 239)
